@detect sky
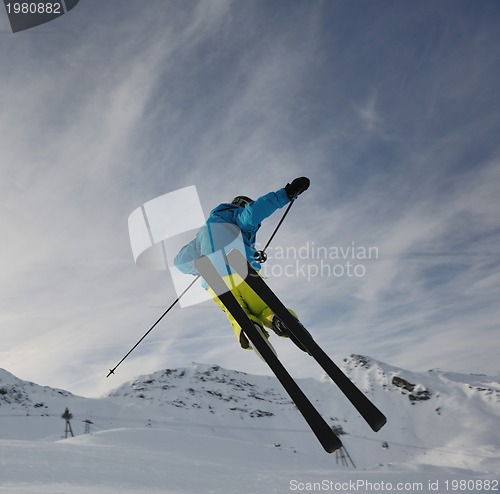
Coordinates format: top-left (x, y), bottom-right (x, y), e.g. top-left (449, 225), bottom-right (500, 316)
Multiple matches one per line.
top-left (1, 0), bottom-right (499, 398)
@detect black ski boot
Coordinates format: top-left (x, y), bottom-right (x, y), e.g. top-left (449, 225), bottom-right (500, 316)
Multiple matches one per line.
top-left (240, 323), bottom-right (277, 359)
top-left (240, 323), bottom-right (270, 349)
top-left (271, 315), bottom-right (312, 353)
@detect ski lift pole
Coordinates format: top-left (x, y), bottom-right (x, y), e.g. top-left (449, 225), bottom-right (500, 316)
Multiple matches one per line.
top-left (106, 274), bottom-right (200, 377)
top-left (254, 198), bottom-right (295, 263)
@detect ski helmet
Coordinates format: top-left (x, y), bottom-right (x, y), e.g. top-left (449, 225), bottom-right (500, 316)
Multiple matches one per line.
top-left (231, 196), bottom-right (253, 207)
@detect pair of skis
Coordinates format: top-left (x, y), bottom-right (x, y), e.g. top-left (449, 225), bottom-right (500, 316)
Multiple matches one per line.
top-left (195, 249), bottom-right (386, 454)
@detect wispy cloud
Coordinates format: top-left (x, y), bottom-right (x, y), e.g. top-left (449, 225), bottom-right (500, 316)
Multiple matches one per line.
top-left (1, 0), bottom-right (499, 396)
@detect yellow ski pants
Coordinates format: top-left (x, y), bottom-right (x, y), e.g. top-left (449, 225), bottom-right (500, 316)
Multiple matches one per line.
top-left (207, 272), bottom-right (297, 349)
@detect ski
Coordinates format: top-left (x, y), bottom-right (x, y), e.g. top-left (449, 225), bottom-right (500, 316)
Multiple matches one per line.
top-left (226, 249), bottom-right (387, 433)
top-left (194, 255), bottom-right (342, 454)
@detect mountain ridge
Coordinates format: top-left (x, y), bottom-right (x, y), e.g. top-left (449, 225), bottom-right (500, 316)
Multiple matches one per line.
top-left (1, 355), bottom-right (499, 472)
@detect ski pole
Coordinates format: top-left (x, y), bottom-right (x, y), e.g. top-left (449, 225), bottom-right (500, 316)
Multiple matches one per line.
top-left (254, 199), bottom-right (295, 263)
top-left (106, 275), bottom-right (200, 377)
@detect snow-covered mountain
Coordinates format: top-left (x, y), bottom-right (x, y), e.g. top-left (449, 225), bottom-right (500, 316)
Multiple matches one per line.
top-left (1, 356), bottom-right (499, 493)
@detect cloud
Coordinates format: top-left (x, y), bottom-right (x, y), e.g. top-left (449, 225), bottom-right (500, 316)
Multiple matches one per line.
top-left (354, 94), bottom-right (380, 133)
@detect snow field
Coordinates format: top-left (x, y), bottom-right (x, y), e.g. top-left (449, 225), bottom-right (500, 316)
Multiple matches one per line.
top-left (1, 357), bottom-right (498, 493)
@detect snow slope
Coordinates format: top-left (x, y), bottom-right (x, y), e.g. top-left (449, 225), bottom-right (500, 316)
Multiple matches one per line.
top-left (0, 356), bottom-right (498, 493)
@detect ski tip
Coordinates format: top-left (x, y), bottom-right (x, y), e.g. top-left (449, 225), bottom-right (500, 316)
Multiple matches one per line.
top-left (325, 438), bottom-right (343, 454)
top-left (371, 415), bottom-right (387, 432)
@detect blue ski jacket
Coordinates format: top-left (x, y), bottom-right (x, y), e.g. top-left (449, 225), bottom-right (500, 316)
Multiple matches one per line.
top-left (174, 188), bottom-right (290, 277)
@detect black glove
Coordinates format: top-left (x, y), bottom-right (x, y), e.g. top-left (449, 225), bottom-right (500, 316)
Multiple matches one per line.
top-left (285, 177), bottom-right (310, 200)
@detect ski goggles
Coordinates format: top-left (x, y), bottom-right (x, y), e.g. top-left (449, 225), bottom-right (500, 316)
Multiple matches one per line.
top-left (231, 196), bottom-right (253, 207)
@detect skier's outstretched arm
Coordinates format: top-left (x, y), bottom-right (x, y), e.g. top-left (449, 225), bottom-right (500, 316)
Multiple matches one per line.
top-left (236, 177), bottom-right (310, 231)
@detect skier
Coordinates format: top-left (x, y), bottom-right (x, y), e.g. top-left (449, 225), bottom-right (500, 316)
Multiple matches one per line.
top-left (174, 177), bottom-right (310, 352)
